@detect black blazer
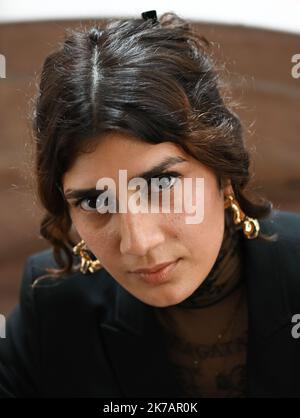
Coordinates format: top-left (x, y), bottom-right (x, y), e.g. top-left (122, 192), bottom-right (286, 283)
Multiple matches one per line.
top-left (0, 209), bottom-right (300, 398)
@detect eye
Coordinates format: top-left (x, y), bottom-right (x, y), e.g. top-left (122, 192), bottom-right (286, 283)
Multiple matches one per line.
top-left (73, 172), bottom-right (181, 212)
top-left (75, 195), bottom-right (109, 212)
top-left (150, 173), bottom-right (179, 193)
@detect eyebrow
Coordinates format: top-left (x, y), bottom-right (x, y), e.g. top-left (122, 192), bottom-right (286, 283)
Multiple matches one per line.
top-left (64, 155), bottom-right (187, 201)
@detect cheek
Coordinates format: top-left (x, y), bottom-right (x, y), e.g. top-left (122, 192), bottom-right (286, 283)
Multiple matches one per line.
top-left (182, 178), bottom-right (225, 271)
top-left (70, 210), bottom-right (116, 260)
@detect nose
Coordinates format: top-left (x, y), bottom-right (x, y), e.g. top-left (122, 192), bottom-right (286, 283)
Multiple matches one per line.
top-left (118, 211), bottom-right (165, 257)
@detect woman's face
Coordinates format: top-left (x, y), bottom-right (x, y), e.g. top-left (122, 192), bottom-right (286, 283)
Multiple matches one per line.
top-left (63, 132), bottom-right (230, 307)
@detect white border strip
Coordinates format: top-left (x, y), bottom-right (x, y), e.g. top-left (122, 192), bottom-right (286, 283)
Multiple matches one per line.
top-left (0, 0), bottom-right (300, 35)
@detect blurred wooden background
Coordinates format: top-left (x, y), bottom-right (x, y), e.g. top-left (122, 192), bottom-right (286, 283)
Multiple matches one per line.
top-left (0, 19), bottom-right (299, 315)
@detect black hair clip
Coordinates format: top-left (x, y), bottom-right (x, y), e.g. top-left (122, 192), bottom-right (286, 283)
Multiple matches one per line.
top-left (141, 10), bottom-right (158, 23)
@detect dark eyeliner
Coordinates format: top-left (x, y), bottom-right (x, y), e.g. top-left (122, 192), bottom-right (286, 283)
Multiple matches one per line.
top-left (73, 191), bottom-right (102, 208)
top-left (147, 171), bottom-right (181, 188)
top-left (72, 171), bottom-right (182, 209)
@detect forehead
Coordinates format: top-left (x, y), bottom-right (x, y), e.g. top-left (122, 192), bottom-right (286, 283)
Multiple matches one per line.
top-left (63, 132), bottom-right (187, 186)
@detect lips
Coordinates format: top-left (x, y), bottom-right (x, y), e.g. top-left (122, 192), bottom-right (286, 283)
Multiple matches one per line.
top-left (130, 260), bottom-right (177, 274)
top-left (129, 258), bottom-right (181, 285)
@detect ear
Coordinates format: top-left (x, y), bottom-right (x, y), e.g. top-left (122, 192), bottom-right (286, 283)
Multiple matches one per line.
top-left (221, 178), bottom-right (234, 197)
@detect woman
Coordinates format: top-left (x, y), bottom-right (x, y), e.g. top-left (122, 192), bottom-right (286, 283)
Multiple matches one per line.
top-left (0, 10), bottom-right (299, 398)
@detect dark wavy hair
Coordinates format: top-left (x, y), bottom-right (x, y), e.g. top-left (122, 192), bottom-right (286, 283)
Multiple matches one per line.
top-left (30, 11), bottom-right (274, 279)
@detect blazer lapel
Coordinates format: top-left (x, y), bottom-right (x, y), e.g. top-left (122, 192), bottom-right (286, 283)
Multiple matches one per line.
top-left (100, 281), bottom-right (183, 397)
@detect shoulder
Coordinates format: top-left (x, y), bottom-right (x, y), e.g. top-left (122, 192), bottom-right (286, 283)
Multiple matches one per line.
top-left (20, 248), bottom-right (119, 322)
top-left (258, 209), bottom-right (300, 268)
top-left (260, 208), bottom-right (300, 242)
top-left (0, 252), bottom-right (118, 397)
top-left (251, 209), bottom-right (300, 311)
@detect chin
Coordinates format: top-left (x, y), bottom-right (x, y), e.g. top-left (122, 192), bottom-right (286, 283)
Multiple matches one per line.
top-left (141, 288), bottom-right (191, 308)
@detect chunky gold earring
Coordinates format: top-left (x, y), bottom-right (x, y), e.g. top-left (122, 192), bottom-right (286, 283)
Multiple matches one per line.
top-left (72, 240), bottom-right (102, 274)
top-left (224, 194), bottom-right (260, 239)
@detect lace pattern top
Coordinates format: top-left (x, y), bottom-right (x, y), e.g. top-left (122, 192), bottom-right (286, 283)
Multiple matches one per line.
top-left (153, 211), bottom-right (248, 397)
